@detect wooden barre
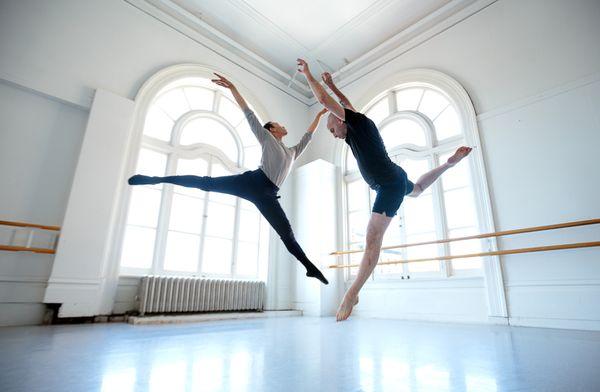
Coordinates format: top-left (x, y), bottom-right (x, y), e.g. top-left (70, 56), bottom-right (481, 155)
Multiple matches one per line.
top-left (328, 241), bottom-right (600, 269)
top-left (0, 245), bottom-right (56, 255)
top-left (330, 218), bottom-right (600, 256)
top-left (0, 220), bottom-right (61, 232)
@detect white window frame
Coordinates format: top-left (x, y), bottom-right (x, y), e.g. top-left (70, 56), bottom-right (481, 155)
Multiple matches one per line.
top-left (337, 69), bottom-right (507, 318)
top-left (114, 64), bottom-right (271, 281)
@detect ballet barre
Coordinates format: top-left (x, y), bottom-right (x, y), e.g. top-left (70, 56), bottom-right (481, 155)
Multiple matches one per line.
top-left (328, 218), bottom-right (600, 269)
top-left (0, 220), bottom-right (61, 254)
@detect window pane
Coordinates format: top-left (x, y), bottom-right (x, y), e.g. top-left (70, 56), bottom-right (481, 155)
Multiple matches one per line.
top-left (164, 231), bottom-right (200, 272)
top-left (175, 158), bottom-right (209, 198)
top-left (347, 251), bottom-right (363, 276)
top-left (169, 194), bottom-right (204, 234)
top-left (449, 227), bottom-right (483, 270)
top-left (378, 250), bottom-right (404, 275)
top-left (236, 121), bottom-right (257, 147)
top-left (120, 226), bottom-right (156, 269)
top-left (380, 119), bottom-right (427, 149)
top-left (348, 211), bottom-right (369, 244)
top-left (179, 117), bottom-right (238, 162)
top-left (209, 163), bottom-right (237, 205)
top-left (401, 193), bottom-right (435, 235)
top-left (364, 97), bottom-right (389, 125)
top-left (154, 88), bottom-right (190, 121)
top-left (406, 232), bottom-right (440, 272)
top-left (236, 241), bottom-right (258, 276)
top-left (439, 151), bottom-right (470, 190)
top-left (202, 237), bottom-right (232, 274)
top-left (444, 188), bottom-right (477, 229)
top-left (184, 87), bottom-right (214, 111)
top-left (143, 106), bottom-right (174, 141)
top-left (347, 180), bottom-right (368, 211)
top-left (434, 106), bottom-right (461, 140)
top-left (396, 158), bottom-right (430, 192)
top-left (238, 209), bottom-right (260, 242)
top-left (218, 97), bottom-right (244, 126)
top-left (205, 202), bottom-right (235, 238)
top-left (346, 151), bottom-right (359, 173)
top-left (396, 88), bottom-right (423, 111)
top-left (244, 145), bottom-right (261, 169)
top-left (136, 149), bottom-right (167, 177)
top-left (127, 188), bottom-right (162, 227)
top-left (418, 89), bottom-right (449, 120)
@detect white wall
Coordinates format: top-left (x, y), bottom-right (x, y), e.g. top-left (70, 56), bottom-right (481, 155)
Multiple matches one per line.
top-left (299, 0), bottom-right (600, 329)
top-left (0, 81), bottom-right (88, 326)
top-left (0, 0), bottom-right (308, 324)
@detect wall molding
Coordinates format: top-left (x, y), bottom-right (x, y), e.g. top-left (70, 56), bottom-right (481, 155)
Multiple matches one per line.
top-left (332, 0), bottom-right (497, 92)
top-left (506, 278), bottom-right (600, 288)
top-left (509, 316), bottom-right (600, 332)
top-left (0, 275), bottom-right (49, 284)
top-left (477, 71), bottom-right (600, 121)
top-left (127, 0), bottom-right (312, 104)
top-left (127, 0), bottom-right (496, 104)
top-left (355, 312), bottom-right (489, 325)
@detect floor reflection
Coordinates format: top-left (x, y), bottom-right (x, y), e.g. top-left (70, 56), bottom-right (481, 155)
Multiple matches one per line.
top-left (2, 318), bottom-right (599, 392)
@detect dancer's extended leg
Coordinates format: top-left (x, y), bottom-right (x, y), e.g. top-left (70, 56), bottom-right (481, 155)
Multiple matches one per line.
top-left (128, 174), bottom-right (247, 198)
top-left (336, 212), bottom-right (392, 321)
top-left (255, 197), bottom-right (329, 285)
top-left (408, 146), bottom-right (472, 197)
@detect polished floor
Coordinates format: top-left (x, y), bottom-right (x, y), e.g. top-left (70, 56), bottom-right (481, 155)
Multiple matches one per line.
top-left (1, 317), bottom-right (599, 392)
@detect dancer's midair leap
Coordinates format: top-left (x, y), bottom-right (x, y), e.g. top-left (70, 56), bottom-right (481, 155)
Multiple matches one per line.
top-left (297, 60), bottom-right (473, 318)
top-left (129, 73), bottom-right (329, 284)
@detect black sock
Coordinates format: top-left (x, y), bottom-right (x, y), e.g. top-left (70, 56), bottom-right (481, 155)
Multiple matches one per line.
top-left (305, 263), bottom-right (329, 285)
top-left (128, 174), bottom-right (159, 185)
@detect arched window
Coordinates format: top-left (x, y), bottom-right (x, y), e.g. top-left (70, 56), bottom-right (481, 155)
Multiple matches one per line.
top-left (343, 70), bottom-right (493, 279)
top-left (119, 66), bottom-right (269, 279)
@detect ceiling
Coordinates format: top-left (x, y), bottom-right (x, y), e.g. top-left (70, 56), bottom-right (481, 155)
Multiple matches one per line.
top-left (133, 0), bottom-right (489, 103)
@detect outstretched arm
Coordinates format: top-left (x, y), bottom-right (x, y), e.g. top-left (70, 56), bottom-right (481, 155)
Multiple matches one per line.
top-left (292, 108), bottom-right (328, 158)
top-left (307, 108), bottom-right (328, 134)
top-left (297, 59), bottom-right (346, 121)
top-left (211, 73), bottom-right (249, 111)
top-left (321, 72), bottom-right (356, 111)
top-left (212, 73), bottom-right (267, 143)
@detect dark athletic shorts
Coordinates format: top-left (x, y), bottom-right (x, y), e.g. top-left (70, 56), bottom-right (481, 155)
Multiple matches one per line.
top-left (371, 176), bottom-right (414, 217)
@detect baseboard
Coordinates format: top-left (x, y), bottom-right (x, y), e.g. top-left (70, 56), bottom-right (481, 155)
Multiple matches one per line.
top-left (508, 316), bottom-right (600, 331)
top-left (354, 311), bottom-right (488, 325)
top-left (128, 310), bottom-right (303, 325)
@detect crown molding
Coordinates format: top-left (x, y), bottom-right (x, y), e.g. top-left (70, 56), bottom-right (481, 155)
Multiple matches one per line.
top-left (125, 0), bottom-right (313, 104)
top-left (127, 0), bottom-right (498, 106)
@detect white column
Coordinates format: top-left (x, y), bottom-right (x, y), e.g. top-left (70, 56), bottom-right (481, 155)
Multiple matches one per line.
top-left (292, 159), bottom-right (342, 316)
top-left (44, 89), bottom-right (135, 317)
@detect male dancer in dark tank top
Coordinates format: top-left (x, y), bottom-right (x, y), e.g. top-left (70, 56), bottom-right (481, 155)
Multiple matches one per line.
top-left (297, 59), bottom-right (472, 321)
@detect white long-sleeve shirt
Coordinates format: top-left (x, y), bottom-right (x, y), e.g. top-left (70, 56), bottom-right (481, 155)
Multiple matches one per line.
top-left (244, 108), bottom-right (312, 188)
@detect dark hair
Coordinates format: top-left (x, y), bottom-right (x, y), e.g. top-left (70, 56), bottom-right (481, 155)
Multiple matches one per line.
top-left (263, 121), bottom-right (274, 131)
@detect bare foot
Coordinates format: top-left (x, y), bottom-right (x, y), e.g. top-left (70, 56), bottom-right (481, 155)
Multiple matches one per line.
top-left (336, 294), bottom-right (359, 322)
top-left (447, 146), bottom-right (472, 166)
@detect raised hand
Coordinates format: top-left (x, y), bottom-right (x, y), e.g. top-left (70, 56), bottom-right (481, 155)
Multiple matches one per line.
top-left (317, 108), bottom-right (328, 117)
top-left (296, 58), bottom-right (311, 75)
top-left (211, 73), bottom-right (236, 90)
top-left (321, 72), bottom-right (334, 86)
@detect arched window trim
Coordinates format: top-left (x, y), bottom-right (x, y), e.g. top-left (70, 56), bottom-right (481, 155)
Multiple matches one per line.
top-left (337, 69), bottom-right (506, 317)
top-left (115, 64), bottom-right (272, 281)
top-left (171, 110), bottom-right (245, 169)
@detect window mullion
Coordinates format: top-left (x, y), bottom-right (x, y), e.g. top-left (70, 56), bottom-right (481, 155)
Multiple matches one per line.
top-left (230, 196), bottom-right (242, 278)
top-left (152, 153), bottom-right (177, 275)
top-left (196, 155), bottom-right (212, 275)
top-left (431, 153), bottom-right (451, 277)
